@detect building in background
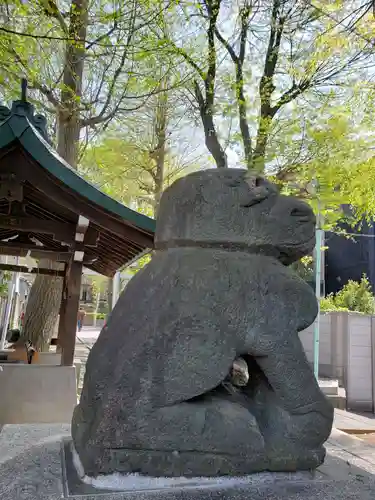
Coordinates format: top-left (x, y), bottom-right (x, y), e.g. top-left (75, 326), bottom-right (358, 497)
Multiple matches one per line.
top-left (0, 255), bottom-right (136, 331)
top-left (325, 215), bottom-right (375, 295)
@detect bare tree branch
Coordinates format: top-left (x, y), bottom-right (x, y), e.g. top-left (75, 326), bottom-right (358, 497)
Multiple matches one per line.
top-left (191, 0), bottom-right (227, 168)
top-left (165, 1), bottom-right (227, 168)
top-left (37, 0), bottom-right (68, 34)
top-left (83, 3), bottom-right (137, 127)
top-left (81, 73), bottom-right (186, 127)
top-left (215, 2), bottom-right (252, 167)
top-left (272, 79), bottom-right (311, 113)
top-left (252, 0), bottom-right (286, 171)
top-left (8, 47), bottom-right (62, 110)
top-left (86, 19), bottom-right (118, 51)
top-left (31, 82), bottom-right (61, 109)
top-left (173, 48), bottom-right (205, 80)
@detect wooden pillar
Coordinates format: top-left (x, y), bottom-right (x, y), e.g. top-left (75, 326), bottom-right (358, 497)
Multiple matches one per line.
top-left (61, 260), bottom-right (83, 366)
top-left (56, 272), bottom-right (67, 354)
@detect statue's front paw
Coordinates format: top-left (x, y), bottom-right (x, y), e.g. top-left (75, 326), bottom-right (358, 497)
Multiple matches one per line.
top-left (266, 446), bottom-right (326, 472)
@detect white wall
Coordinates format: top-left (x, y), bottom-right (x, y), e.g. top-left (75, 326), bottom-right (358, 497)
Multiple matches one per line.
top-left (300, 314), bottom-right (331, 370)
top-left (300, 312), bottom-right (375, 413)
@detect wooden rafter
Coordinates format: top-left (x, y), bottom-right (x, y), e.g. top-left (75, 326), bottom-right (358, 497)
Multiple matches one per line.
top-left (0, 263), bottom-right (65, 277)
top-left (0, 214), bottom-right (76, 242)
top-left (0, 243), bottom-right (72, 262)
top-left (27, 161), bottom-right (153, 247)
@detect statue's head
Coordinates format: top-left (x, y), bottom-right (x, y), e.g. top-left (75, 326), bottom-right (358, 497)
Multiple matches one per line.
top-left (155, 168), bottom-right (315, 264)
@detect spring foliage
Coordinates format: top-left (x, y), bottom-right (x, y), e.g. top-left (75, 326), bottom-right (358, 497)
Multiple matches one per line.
top-left (320, 275), bottom-right (375, 314)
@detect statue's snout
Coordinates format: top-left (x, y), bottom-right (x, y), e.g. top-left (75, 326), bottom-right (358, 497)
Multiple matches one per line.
top-left (289, 200), bottom-right (316, 225)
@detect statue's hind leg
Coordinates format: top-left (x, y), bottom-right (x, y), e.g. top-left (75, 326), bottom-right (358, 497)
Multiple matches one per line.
top-left (242, 336), bottom-right (333, 470)
top-left (73, 394), bottom-right (266, 478)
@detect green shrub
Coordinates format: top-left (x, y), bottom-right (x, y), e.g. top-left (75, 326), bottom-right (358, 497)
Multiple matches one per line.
top-left (320, 296), bottom-right (348, 313)
top-left (320, 275), bottom-right (375, 314)
top-left (291, 256), bottom-right (314, 282)
top-left (85, 312), bottom-right (106, 320)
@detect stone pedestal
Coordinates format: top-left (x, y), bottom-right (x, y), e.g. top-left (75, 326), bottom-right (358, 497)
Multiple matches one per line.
top-left (1, 424), bottom-right (375, 500)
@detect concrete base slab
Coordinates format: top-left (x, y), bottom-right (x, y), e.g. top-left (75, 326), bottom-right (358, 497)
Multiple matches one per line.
top-left (1, 424), bottom-right (375, 499)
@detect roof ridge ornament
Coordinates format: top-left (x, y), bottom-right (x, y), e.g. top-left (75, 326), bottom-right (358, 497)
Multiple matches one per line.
top-left (0, 79), bottom-right (49, 140)
top-left (21, 78), bottom-right (27, 102)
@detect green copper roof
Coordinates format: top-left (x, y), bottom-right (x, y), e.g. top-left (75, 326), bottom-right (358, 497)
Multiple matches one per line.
top-left (0, 100), bottom-right (155, 234)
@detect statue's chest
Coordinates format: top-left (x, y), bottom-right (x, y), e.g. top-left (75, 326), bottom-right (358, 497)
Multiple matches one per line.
top-left (285, 272), bottom-right (316, 302)
top-left (245, 257), bottom-right (318, 329)
top-left (275, 267), bottom-right (318, 329)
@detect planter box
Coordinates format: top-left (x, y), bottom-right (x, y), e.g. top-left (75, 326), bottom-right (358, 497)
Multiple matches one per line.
top-left (83, 316), bottom-right (105, 328)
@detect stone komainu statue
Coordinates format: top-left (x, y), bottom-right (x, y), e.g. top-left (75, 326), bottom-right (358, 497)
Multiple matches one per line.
top-left (72, 168), bottom-right (333, 478)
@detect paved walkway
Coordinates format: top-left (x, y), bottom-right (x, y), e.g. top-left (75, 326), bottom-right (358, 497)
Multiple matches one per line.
top-left (74, 327), bottom-right (100, 392)
top-left (334, 409), bottom-right (375, 433)
top-left (320, 428), bottom-right (375, 478)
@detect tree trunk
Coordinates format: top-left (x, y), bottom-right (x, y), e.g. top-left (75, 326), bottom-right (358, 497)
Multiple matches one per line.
top-left (194, 82), bottom-right (227, 169)
top-left (191, 2), bottom-right (228, 170)
top-left (250, 0), bottom-right (284, 173)
top-left (57, 0), bottom-right (88, 168)
top-left (21, 0), bottom-right (88, 351)
top-left (202, 111), bottom-right (228, 168)
top-left (252, 115), bottom-right (273, 173)
top-left (153, 79), bottom-right (169, 215)
top-left (22, 260), bottom-right (64, 351)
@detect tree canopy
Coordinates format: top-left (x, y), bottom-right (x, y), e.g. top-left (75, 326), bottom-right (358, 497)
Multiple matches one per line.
top-left (2, 1), bottom-right (375, 345)
top-left (1, 0), bottom-right (375, 222)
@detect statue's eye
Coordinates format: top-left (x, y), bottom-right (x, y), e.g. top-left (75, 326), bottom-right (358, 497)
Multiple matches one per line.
top-left (223, 176), bottom-right (243, 188)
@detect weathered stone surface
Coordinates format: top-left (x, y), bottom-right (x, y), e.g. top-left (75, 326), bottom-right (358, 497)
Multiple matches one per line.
top-left (72, 168), bottom-right (333, 477)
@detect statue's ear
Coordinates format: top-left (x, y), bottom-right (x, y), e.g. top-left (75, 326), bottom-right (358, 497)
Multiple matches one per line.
top-left (240, 172), bottom-right (276, 207)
